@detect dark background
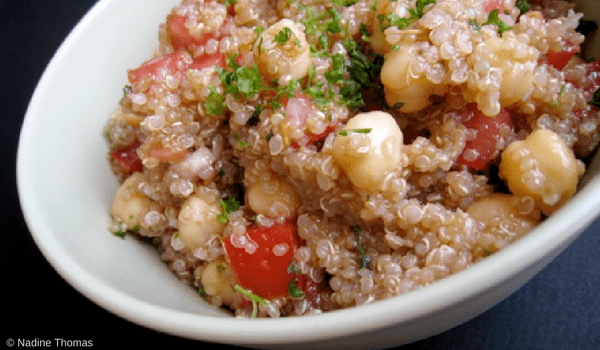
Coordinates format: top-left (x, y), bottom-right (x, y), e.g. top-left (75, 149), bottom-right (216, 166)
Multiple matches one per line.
top-left (2, 1), bottom-right (599, 349)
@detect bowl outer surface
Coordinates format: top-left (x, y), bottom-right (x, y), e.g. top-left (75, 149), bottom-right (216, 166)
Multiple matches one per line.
top-left (16, 0), bottom-right (600, 348)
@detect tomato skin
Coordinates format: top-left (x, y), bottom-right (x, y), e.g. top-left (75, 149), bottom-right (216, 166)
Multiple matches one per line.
top-left (167, 13), bottom-right (214, 51)
top-left (545, 41), bottom-right (581, 71)
top-left (296, 274), bottom-right (331, 309)
top-left (485, 0), bottom-right (503, 13)
top-left (569, 59), bottom-right (600, 99)
top-left (109, 141), bottom-right (143, 173)
top-left (285, 94), bottom-right (337, 148)
top-left (456, 104), bottom-right (513, 171)
top-left (127, 51), bottom-right (192, 87)
top-left (223, 221), bottom-right (300, 299)
top-left (191, 52), bottom-right (227, 70)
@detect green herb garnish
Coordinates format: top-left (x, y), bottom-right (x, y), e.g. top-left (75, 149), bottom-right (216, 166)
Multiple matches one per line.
top-left (332, 0), bottom-right (360, 6)
top-left (288, 278), bottom-right (305, 299)
top-left (287, 262), bottom-right (302, 274)
top-left (338, 128), bottom-right (372, 136)
top-left (234, 285), bottom-right (267, 318)
top-left (216, 57), bottom-right (265, 100)
top-left (274, 26), bottom-right (293, 46)
top-left (112, 229), bottom-right (126, 239)
top-left (205, 86), bottom-right (227, 116)
top-left (377, 0), bottom-right (435, 31)
top-left (219, 0), bottom-right (237, 7)
top-left (588, 88), bottom-right (600, 107)
top-left (483, 9), bottom-right (513, 36)
top-left (516, 0), bottom-right (530, 15)
top-left (393, 102), bottom-right (405, 110)
top-left (352, 225), bottom-right (371, 269)
top-left (217, 197), bottom-right (241, 223)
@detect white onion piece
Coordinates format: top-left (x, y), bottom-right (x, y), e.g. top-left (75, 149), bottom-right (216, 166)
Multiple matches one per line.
top-left (181, 146), bottom-right (216, 179)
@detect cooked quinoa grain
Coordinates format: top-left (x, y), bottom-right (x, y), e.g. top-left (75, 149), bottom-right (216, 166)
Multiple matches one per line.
top-left (104, 0), bottom-right (599, 317)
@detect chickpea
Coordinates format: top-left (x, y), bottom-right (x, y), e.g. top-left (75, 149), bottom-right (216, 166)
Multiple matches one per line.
top-left (499, 129), bottom-right (584, 215)
top-left (369, 0), bottom-right (395, 55)
top-left (177, 193), bottom-right (226, 250)
top-left (111, 173), bottom-right (154, 230)
top-left (464, 33), bottom-right (538, 116)
top-left (380, 44), bottom-right (448, 113)
top-left (253, 19), bottom-right (311, 83)
top-left (467, 193), bottom-right (541, 238)
top-left (246, 174), bottom-right (300, 219)
top-left (332, 111), bottom-right (403, 191)
top-left (201, 258), bottom-right (236, 307)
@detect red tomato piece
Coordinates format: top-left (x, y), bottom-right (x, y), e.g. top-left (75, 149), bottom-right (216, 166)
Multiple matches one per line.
top-left (291, 125), bottom-right (337, 149)
top-left (109, 141), bottom-right (143, 173)
top-left (485, 0), bottom-right (503, 13)
top-left (569, 59), bottom-right (600, 100)
top-left (191, 52), bottom-right (227, 70)
top-left (167, 12), bottom-right (215, 51)
top-left (296, 274), bottom-right (331, 309)
top-left (127, 51), bottom-right (192, 88)
top-left (456, 104), bottom-right (514, 171)
top-left (545, 41), bottom-right (581, 71)
top-left (223, 221), bottom-right (300, 299)
top-left (285, 94), bottom-right (337, 148)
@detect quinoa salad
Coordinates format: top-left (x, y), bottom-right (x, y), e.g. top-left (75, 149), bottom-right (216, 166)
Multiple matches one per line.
top-left (103, 0), bottom-right (600, 318)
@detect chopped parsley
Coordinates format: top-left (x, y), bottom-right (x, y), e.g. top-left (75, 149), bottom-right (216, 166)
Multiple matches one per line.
top-left (300, 6), bottom-right (344, 37)
top-left (288, 278), bottom-right (305, 299)
top-left (205, 86), bottom-right (227, 116)
top-left (234, 285), bottom-right (267, 318)
top-left (338, 128), bottom-right (372, 136)
top-left (274, 26), bottom-right (293, 46)
top-left (339, 39), bottom-right (384, 110)
top-left (360, 23), bottom-right (371, 42)
top-left (219, 0), bottom-right (237, 7)
top-left (377, 0), bottom-right (436, 32)
top-left (287, 262), bottom-right (302, 274)
top-left (217, 197), bottom-right (241, 223)
top-left (286, 262), bottom-right (305, 299)
top-left (588, 88), bottom-right (600, 107)
top-left (112, 228), bottom-right (127, 239)
top-left (516, 0), bottom-right (530, 15)
top-left (122, 84), bottom-right (132, 96)
top-left (483, 9), bottom-right (513, 36)
top-left (393, 102), bottom-right (405, 110)
top-left (332, 0), bottom-right (360, 6)
top-left (216, 57), bottom-right (265, 100)
top-left (352, 225), bottom-right (371, 269)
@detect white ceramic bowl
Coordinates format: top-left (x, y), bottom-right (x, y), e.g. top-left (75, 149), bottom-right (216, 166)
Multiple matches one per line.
top-left (16, 1), bottom-right (600, 348)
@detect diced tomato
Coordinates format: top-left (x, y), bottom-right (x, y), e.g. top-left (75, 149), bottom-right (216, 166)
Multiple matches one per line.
top-left (127, 51), bottom-right (192, 89)
top-left (568, 59), bottom-right (600, 100)
top-left (223, 221), bottom-right (300, 299)
top-left (485, 0), bottom-right (503, 13)
top-left (456, 104), bottom-right (514, 171)
top-left (167, 12), bottom-right (215, 51)
top-left (291, 125), bottom-right (337, 149)
top-left (191, 52), bottom-right (227, 70)
top-left (296, 274), bottom-right (331, 309)
top-left (109, 141), bottom-right (143, 173)
top-left (148, 144), bottom-right (189, 162)
top-left (167, 0), bottom-right (235, 52)
top-left (545, 41), bottom-right (581, 71)
top-left (284, 94), bottom-right (337, 148)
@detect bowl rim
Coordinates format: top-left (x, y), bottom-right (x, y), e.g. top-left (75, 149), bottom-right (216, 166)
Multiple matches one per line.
top-left (16, 0), bottom-right (600, 346)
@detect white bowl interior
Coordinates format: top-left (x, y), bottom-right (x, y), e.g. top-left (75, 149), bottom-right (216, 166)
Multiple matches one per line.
top-left (17, 0), bottom-right (600, 348)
